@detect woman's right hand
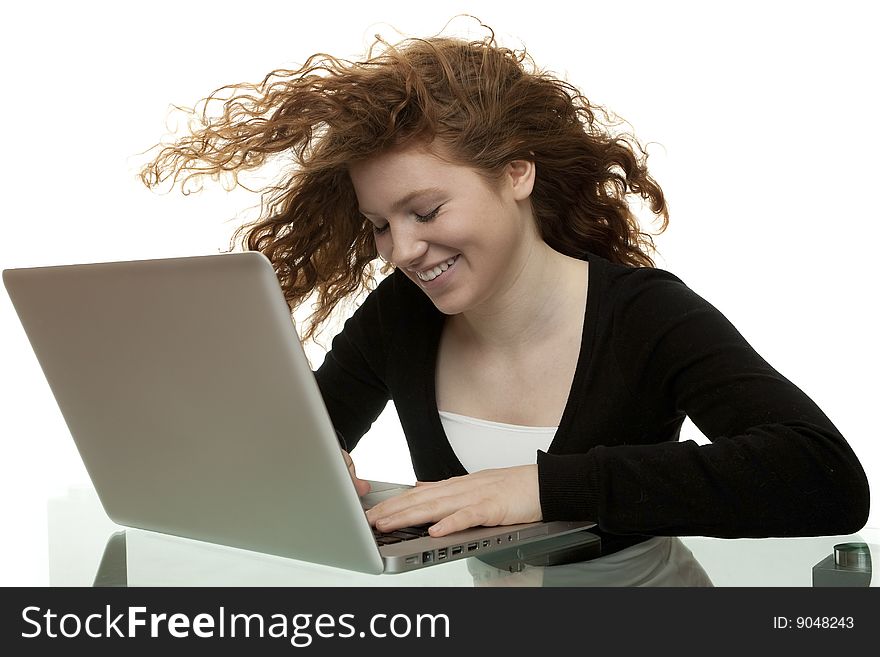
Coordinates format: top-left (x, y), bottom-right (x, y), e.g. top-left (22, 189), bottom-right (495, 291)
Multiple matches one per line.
top-left (342, 449), bottom-right (371, 497)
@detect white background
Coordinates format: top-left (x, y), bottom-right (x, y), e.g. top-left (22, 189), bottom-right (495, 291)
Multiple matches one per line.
top-left (1, 0), bottom-right (877, 585)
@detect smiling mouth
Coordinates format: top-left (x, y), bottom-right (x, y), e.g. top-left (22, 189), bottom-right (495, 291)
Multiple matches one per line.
top-left (416, 255), bottom-right (459, 282)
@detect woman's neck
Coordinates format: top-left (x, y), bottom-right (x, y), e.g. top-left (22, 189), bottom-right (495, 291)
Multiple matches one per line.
top-left (451, 244), bottom-right (587, 355)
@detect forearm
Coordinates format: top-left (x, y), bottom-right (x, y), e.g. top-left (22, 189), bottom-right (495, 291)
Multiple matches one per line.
top-left (537, 422), bottom-right (869, 537)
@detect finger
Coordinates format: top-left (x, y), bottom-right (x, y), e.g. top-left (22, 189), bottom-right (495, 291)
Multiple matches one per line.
top-left (428, 506), bottom-right (489, 537)
top-left (365, 472), bottom-right (488, 525)
top-left (366, 481), bottom-right (453, 521)
top-left (367, 474), bottom-right (486, 525)
top-left (353, 477), bottom-right (371, 497)
top-left (340, 449), bottom-right (371, 497)
top-left (372, 494), bottom-right (463, 532)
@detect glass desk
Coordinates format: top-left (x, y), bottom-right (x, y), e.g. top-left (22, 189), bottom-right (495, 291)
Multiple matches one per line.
top-left (42, 487), bottom-right (877, 588)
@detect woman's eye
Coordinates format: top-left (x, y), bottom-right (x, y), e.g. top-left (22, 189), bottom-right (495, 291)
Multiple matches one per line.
top-left (369, 204), bottom-right (442, 235)
top-left (414, 205), bottom-right (442, 222)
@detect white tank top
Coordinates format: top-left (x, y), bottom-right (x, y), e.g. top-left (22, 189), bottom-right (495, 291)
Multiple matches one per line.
top-left (438, 410), bottom-right (556, 473)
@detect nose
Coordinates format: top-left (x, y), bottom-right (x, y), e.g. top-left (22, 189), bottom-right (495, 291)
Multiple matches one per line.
top-left (385, 223), bottom-right (429, 270)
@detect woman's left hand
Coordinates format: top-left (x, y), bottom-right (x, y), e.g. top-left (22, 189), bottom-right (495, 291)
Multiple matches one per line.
top-left (365, 464), bottom-right (542, 537)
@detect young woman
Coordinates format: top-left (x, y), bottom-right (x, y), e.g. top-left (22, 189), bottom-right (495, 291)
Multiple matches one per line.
top-left (141, 25), bottom-right (869, 555)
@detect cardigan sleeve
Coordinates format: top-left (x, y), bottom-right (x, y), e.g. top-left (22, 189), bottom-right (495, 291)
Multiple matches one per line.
top-left (313, 273), bottom-right (398, 452)
top-left (539, 267), bottom-right (870, 538)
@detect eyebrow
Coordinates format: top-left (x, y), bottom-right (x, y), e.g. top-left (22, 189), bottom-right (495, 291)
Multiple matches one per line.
top-left (358, 187), bottom-right (445, 217)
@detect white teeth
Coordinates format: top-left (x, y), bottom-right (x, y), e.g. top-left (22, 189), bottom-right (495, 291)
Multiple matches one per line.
top-left (416, 255), bottom-right (458, 282)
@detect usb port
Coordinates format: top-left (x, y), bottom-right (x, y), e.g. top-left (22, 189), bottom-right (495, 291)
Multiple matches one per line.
top-left (481, 540), bottom-right (490, 548)
top-left (437, 548), bottom-right (448, 560)
top-left (451, 545), bottom-right (463, 556)
top-left (467, 542), bottom-right (478, 552)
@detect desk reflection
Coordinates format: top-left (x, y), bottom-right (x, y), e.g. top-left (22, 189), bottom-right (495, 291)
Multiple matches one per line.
top-left (91, 529), bottom-right (712, 587)
top-left (470, 535), bottom-right (713, 587)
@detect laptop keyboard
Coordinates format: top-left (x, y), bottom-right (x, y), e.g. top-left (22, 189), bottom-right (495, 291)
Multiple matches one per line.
top-left (373, 524), bottom-right (432, 545)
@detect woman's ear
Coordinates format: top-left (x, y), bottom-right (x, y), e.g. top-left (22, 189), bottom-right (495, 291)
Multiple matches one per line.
top-left (506, 159), bottom-right (536, 201)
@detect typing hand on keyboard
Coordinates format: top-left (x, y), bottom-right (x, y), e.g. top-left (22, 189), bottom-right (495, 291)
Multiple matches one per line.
top-left (364, 465), bottom-right (542, 537)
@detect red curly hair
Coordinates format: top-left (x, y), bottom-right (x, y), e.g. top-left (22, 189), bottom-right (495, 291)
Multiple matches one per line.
top-left (141, 21), bottom-right (668, 341)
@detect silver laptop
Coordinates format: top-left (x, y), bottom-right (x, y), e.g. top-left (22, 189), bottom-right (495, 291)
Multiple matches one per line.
top-left (3, 252), bottom-right (595, 574)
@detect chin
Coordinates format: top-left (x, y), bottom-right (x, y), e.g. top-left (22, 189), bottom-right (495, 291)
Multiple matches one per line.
top-left (425, 297), bottom-right (462, 316)
top-left (433, 304), bottom-right (462, 317)
top-left (422, 289), bottom-right (469, 316)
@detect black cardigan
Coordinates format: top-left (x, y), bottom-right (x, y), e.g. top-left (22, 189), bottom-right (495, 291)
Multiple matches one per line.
top-left (315, 251), bottom-right (869, 543)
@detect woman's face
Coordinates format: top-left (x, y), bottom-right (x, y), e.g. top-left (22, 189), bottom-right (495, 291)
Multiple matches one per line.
top-left (348, 144), bottom-right (538, 316)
